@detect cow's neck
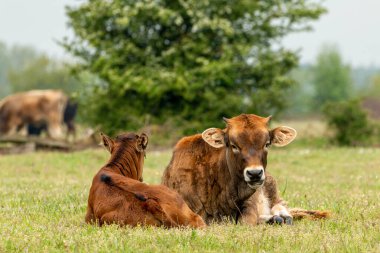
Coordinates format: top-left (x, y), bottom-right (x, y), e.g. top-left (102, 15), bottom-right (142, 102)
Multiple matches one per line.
top-left (222, 150), bottom-right (256, 207)
top-left (105, 147), bottom-right (142, 180)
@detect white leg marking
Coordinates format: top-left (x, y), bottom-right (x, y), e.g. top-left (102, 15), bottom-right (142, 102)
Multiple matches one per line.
top-left (271, 203), bottom-right (291, 217)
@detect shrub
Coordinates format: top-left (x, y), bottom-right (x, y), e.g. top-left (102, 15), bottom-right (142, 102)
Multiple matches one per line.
top-left (323, 99), bottom-right (373, 146)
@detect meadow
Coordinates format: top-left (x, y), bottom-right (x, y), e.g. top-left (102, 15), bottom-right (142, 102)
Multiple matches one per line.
top-left (1, 133), bottom-right (380, 252)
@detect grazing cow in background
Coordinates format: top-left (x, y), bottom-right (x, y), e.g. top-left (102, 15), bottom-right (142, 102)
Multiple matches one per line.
top-left (162, 114), bottom-right (329, 225)
top-left (85, 132), bottom-right (206, 228)
top-left (0, 90), bottom-right (68, 139)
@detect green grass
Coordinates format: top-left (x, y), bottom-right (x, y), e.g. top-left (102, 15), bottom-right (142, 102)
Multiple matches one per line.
top-left (1, 147), bottom-right (379, 252)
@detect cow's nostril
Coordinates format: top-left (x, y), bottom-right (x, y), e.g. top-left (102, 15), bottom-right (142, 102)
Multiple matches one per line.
top-left (246, 169), bottom-right (263, 179)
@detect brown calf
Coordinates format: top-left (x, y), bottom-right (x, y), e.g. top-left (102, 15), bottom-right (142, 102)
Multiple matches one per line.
top-left (85, 132), bottom-right (205, 228)
top-left (162, 114), bottom-right (329, 225)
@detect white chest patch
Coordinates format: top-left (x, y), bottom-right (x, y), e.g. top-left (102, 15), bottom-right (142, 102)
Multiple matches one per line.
top-left (257, 191), bottom-right (271, 216)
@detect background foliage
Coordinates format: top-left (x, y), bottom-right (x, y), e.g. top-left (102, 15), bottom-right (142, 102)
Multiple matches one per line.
top-left (0, 43), bottom-right (79, 97)
top-left (323, 99), bottom-right (373, 146)
top-left (311, 45), bottom-right (353, 110)
top-left (64, 0), bottom-right (325, 134)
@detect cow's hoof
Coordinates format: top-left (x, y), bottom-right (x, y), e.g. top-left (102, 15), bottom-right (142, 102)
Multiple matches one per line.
top-left (283, 215), bottom-right (293, 225)
top-left (267, 215), bottom-right (284, 225)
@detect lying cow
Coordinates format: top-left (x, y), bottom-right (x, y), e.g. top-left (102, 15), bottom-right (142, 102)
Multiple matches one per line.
top-left (0, 90), bottom-right (68, 139)
top-left (162, 114), bottom-right (329, 225)
top-left (85, 132), bottom-right (206, 228)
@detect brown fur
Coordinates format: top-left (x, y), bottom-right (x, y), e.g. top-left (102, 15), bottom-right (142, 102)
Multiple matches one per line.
top-left (85, 132), bottom-right (205, 228)
top-left (162, 114), bottom-right (327, 225)
top-left (0, 90), bottom-right (67, 138)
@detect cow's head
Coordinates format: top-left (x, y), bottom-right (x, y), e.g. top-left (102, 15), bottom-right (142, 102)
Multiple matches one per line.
top-left (202, 114), bottom-right (296, 189)
top-left (101, 132), bottom-right (148, 181)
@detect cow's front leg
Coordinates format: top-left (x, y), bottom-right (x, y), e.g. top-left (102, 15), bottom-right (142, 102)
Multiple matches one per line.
top-left (263, 173), bottom-right (293, 225)
top-left (239, 202), bottom-right (285, 225)
top-left (238, 191), bottom-right (267, 226)
top-left (239, 206), bottom-right (260, 225)
top-left (270, 203), bottom-right (293, 225)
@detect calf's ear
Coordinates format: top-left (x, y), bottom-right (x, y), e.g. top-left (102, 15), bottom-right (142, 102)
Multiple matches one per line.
top-left (271, 126), bottom-right (297, 147)
top-left (202, 128), bottom-right (225, 148)
top-left (137, 133), bottom-right (149, 152)
top-left (100, 132), bottom-right (114, 153)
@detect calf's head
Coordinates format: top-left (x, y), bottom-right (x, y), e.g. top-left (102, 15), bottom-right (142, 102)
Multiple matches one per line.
top-left (101, 132), bottom-right (148, 181)
top-left (202, 114), bottom-right (296, 189)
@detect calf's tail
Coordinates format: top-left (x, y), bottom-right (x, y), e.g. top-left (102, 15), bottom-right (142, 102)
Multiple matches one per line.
top-left (289, 208), bottom-right (331, 220)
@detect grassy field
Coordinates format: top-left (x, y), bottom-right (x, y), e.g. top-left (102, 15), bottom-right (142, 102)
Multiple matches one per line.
top-left (0, 146), bottom-right (379, 252)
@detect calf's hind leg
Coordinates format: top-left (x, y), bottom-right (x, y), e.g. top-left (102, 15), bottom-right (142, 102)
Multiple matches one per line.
top-left (99, 211), bottom-right (120, 226)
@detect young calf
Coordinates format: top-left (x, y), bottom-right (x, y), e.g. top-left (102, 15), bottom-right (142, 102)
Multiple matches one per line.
top-left (85, 132), bottom-right (205, 228)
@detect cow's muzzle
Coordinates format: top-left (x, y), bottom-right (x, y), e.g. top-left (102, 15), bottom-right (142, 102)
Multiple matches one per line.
top-left (244, 166), bottom-right (265, 189)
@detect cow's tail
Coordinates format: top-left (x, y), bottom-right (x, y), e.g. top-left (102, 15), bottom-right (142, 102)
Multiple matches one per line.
top-left (100, 173), bottom-right (178, 227)
top-left (100, 173), bottom-right (148, 201)
top-left (289, 208), bottom-right (331, 220)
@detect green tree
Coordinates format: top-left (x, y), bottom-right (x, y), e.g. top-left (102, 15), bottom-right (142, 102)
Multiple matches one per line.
top-left (0, 42), bottom-right (68, 98)
top-left (0, 42), bottom-right (10, 97)
top-left (323, 99), bottom-right (373, 146)
top-left (367, 75), bottom-right (380, 98)
top-left (64, 0), bottom-right (325, 134)
top-left (312, 45), bottom-right (353, 109)
top-left (0, 43), bottom-right (39, 98)
top-left (8, 55), bottom-right (80, 95)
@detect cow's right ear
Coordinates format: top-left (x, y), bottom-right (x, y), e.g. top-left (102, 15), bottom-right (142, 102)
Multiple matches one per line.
top-left (202, 128), bottom-right (225, 148)
top-left (100, 132), bottom-right (114, 153)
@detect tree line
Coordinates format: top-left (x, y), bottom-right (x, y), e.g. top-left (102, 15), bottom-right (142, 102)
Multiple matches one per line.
top-left (1, 1), bottom-right (379, 146)
top-left (0, 42), bottom-right (80, 98)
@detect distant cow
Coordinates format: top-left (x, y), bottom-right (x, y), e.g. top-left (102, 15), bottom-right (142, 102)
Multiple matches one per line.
top-left (162, 114), bottom-right (329, 225)
top-left (27, 99), bottom-right (78, 139)
top-left (0, 90), bottom-right (72, 139)
top-left (85, 132), bottom-right (206, 228)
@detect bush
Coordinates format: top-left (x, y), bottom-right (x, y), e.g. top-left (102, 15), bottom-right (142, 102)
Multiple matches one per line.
top-left (323, 99), bottom-right (373, 146)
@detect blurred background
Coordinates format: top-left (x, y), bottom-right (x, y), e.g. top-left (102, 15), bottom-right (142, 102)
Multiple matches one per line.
top-left (0, 0), bottom-right (379, 149)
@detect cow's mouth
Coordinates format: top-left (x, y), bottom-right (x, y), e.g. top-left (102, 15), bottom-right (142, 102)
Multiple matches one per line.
top-left (246, 179), bottom-right (265, 189)
top-left (243, 166), bottom-right (265, 189)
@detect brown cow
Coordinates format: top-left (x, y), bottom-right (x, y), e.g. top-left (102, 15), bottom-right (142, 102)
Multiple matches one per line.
top-left (85, 132), bottom-right (206, 228)
top-left (0, 90), bottom-right (68, 138)
top-left (162, 114), bottom-right (329, 225)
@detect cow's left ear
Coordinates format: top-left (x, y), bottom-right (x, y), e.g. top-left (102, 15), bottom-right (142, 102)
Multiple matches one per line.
top-left (101, 133), bottom-right (114, 153)
top-left (270, 126), bottom-right (297, 147)
top-left (202, 128), bottom-right (225, 148)
top-left (136, 133), bottom-right (149, 152)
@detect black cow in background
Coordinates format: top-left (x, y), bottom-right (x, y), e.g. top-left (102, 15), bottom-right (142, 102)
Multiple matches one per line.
top-left (28, 99), bottom-right (78, 139)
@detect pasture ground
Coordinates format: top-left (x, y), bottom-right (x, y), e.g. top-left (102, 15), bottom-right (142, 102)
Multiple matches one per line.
top-left (0, 146), bottom-right (379, 252)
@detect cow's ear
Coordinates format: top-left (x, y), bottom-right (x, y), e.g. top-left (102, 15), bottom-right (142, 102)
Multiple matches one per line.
top-left (271, 126), bottom-right (297, 147)
top-left (100, 132), bottom-right (114, 153)
top-left (136, 133), bottom-right (148, 152)
top-left (202, 128), bottom-right (225, 148)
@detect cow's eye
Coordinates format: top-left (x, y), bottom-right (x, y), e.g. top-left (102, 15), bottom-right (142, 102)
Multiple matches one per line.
top-left (231, 144), bottom-right (239, 153)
